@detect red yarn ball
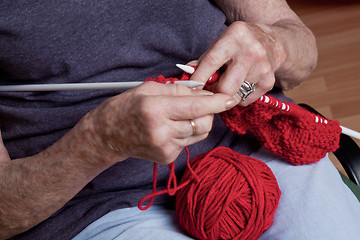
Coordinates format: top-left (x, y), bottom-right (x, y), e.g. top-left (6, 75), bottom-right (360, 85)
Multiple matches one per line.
top-left (175, 147), bottom-right (281, 240)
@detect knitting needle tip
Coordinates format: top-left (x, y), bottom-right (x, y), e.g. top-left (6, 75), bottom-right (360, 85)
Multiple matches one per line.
top-left (341, 126), bottom-right (360, 140)
top-left (176, 64), bottom-right (195, 74)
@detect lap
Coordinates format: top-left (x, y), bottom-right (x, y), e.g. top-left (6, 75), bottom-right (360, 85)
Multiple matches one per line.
top-left (72, 205), bottom-right (193, 240)
top-left (253, 147), bottom-right (360, 240)
top-left (74, 148), bottom-right (360, 240)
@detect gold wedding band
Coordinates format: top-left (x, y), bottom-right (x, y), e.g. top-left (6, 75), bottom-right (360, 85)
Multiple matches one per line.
top-left (189, 119), bottom-right (197, 136)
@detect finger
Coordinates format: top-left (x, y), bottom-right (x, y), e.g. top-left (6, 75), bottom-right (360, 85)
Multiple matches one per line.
top-left (143, 132), bottom-right (209, 164)
top-left (138, 81), bottom-right (198, 97)
top-left (237, 74), bottom-right (275, 107)
top-left (165, 93), bottom-right (238, 120)
top-left (189, 41), bottom-right (230, 85)
top-left (173, 115), bottom-right (214, 139)
top-left (243, 58), bottom-right (272, 86)
top-left (214, 61), bottom-right (248, 96)
top-left (237, 62), bottom-right (275, 106)
top-left (173, 133), bottom-right (210, 148)
top-left (186, 60), bottom-right (199, 66)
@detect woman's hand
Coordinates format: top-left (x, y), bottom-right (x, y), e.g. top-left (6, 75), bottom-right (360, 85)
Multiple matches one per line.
top-left (190, 21), bottom-right (287, 106)
top-left (84, 81), bottom-right (237, 165)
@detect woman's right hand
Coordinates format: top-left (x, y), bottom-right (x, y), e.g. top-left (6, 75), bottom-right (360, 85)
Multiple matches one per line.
top-left (82, 81), bottom-right (238, 165)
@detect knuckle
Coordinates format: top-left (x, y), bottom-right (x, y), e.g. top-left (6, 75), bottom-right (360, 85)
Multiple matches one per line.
top-left (201, 133), bottom-right (209, 140)
top-left (189, 100), bottom-right (204, 117)
top-left (170, 83), bottom-right (190, 96)
top-left (146, 130), bottom-right (164, 146)
top-left (137, 81), bottom-right (158, 93)
top-left (230, 22), bottom-right (253, 44)
top-left (138, 96), bottom-right (161, 121)
top-left (261, 63), bottom-right (272, 75)
top-left (228, 23), bottom-right (268, 59)
top-left (217, 81), bottom-right (238, 96)
top-left (141, 80), bottom-right (156, 88)
top-left (146, 124), bottom-right (172, 146)
top-left (204, 122), bottom-right (212, 133)
top-left (253, 42), bottom-right (267, 58)
top-left (231, 21), bottom-right (248, 36)
top-left (137, 98), bottom-right (153, 121)
top-left (202, 52), bottom-right (222, 67)
top-left (246, 40), bottom-right (266, 59)
top-left (226, 31), bottom-right (245, 48)
top-left (207, 115), bottom-right (215, 128)
top-left (158, 146), bottom-right (179, 164)
top-left (260, 76), bottom-right (275, 91)
top-left (200, 115), bottom-right (214, 133)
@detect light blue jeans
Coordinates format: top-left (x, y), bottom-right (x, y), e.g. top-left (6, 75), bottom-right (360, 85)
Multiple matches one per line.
top-left (73, 148), bottom-right (360, 240)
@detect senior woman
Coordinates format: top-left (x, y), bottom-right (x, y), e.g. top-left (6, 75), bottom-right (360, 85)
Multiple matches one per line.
top-left (1, 0), bottom-right (359, 239)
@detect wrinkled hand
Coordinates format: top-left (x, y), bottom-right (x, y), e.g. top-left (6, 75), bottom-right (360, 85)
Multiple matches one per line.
top-left (84, 81), bottom-right (237, 165)
top-left (190, 21), bottom-right (285, 106)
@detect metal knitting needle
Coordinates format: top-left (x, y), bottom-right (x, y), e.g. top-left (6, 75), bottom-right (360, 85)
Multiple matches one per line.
top-left (0, 80), bottom-right (204, 92)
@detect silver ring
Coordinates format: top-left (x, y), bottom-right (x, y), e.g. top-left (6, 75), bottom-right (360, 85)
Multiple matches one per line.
top-left (236, 81), bottom-right (256, 101)
top-left (189, 119), bottom-right (197, 136)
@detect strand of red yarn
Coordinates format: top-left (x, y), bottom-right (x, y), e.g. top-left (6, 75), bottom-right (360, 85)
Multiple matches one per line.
top-left (138, 74), bottom-right (200, 210)
top-left (138, 147), bottom-right (199, 210)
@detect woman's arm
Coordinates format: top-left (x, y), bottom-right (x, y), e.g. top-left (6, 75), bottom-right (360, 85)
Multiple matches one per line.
top-left (0, 82), bottom-right (236, 239)
top-left (0, 119), bottom-right (119, 239)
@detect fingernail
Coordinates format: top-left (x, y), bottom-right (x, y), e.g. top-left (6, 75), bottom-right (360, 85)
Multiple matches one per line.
top-left (199, 92), bottom-right (214, 96)
top-left (192, 89), bottom-right (214, 95)
top-left (226, 98), bottom-right (237, 109)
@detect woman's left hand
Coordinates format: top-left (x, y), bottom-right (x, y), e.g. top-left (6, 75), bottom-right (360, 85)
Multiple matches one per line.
top-left (190, 21), bottom-right (286, 106)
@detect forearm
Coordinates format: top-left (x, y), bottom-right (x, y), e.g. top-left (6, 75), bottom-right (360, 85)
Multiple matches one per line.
top-left (0, 118), bottom-right (121, 239)
top-left (0, 81), bottom-right (238, 238)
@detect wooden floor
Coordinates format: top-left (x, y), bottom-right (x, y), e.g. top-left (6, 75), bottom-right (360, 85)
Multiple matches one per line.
top-left (285, 0), bottom-right (360, 175)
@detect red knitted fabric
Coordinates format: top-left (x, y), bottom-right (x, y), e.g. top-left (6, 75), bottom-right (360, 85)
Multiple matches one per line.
top-left (178, 65), bottom-right (221, 85)
top-left (175, 146), bottom-right (281, 240)
top-left (220, 95), bottom-right (341, 165)
top-left (144, 67), bottom-right (219, 86)
top-left (145, 74), bottom-right (180, 84)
